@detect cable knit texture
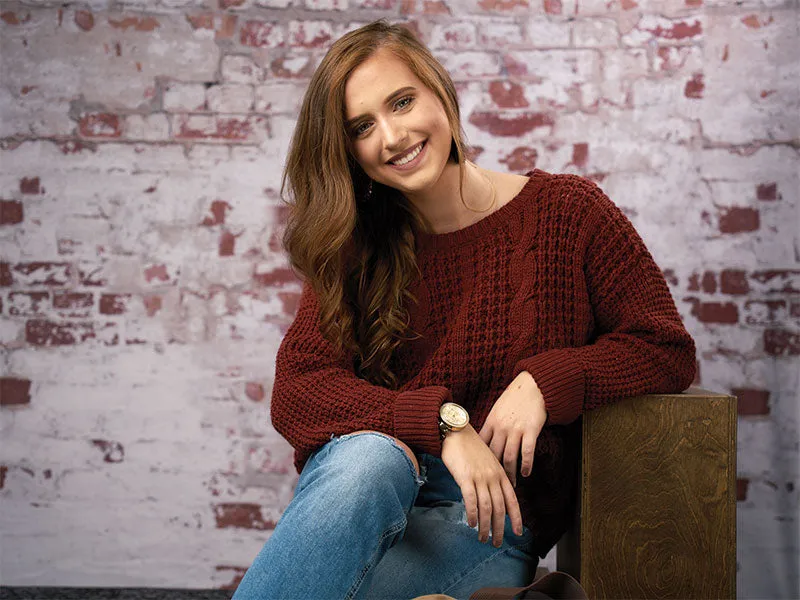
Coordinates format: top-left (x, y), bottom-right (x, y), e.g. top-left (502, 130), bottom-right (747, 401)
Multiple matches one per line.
top-left (270, 169), bottom-right (697, 557)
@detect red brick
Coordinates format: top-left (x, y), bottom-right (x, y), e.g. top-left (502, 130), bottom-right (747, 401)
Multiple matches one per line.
top-left (488, 81), bottom-right (528, 108)
top-left (499, 147), bottom-right (538, 172)
top-left (686, 298), bottom-right (739, 324)
top-left (662, 269), bottom-right (678, 287)
top-left (220, 0), bottom-right (246, 7)
top-left (646, 19), bottom-right (702, 40)
top-left (253, 266), bottom-right (300, 287)
top-left (719, 207), bottom-right (759, 234)
top-left (144, 264), bottom-right (170, 284)
top-left (108, 16), bottom-right (159, 31)
top-left (0, 377), bottom-right (32, 406)
top-left (215, 565), bottom-right (247, 591)
top-left (571, 143), bottom-right (588, 168)
top-left (186, 13), bottom-right (214, 30)
top-left (219, 230), bottom-right (237, 257)
top-left (277, 291), bottom-right (301, 316)
top-left (720, 269), bottom-right (749, 295)
top-left (53, 292), bottom-right (93, 313)
top-left (20, 177), bottom-right (40, 195)
top-left (543, 0), bottom-right (561, 14)
top-left (14, 262), bottom-right (71, 286)
top-left (8, 291), bottom-right (49, 316)
top-left (468, 111), bottom-right (555, 136)
top-left (0, 465), bottom-right (6, 489)
top-left (240, 21), bottom-right (284, 48)
top-left (288, 21), bottom-right (333, 49)
top-left (270, 55), bottom-right (316, 79)
top-left (764, 329), bottom-right (800, 356)
top-left (756, 182), bottom-right (778, 201)
top-left (57, 140), bottom-right (97, 155)
top-left (143, 295), bottom-right (162, 317)
top-left (751, 270), bottom-right (800, 293)
top-left (213, 503), bottom-right (276, 530)
top-left (26, 320), bottom-right (95, 346)
top-left (737, 478), bottom-right (749, 502)
top-left (791, 301), bottom-right (800, 320)
top-left (74, 10), bottom-right (94, 31)
top-left (477, 0), bottom-right (528, 9)
top-left (684, 72), bottom-right (704, 99)
top-left (1, 11), bottom-right (31, 25)
top-left (175, 116), bottom-right (254, 141)
top-left (245, 382), bottom-right (265, 402)
top-left (701, 272), bottom-right (716, 293)
top-left (744, 300), bottom-right (786, 326)
top-left (0, 263), bottom-right (11, 287)
top-left (201, 200), bottom-right (232, 226)
top-left (79, 113), bottom-right (122, 138)
top-left (741, 14), bottom-right (773, 29)
top-left (90, 439), bottom-right (125, 463)
top-left (216, 14), bottom-right (238, 41)
top-left (732, 388), bottom-right (769, 416)
top-left (77, 264), bottom-right (107, 287)
top-left (99, 293), bottom-right (130, 315)
top-left (0, 200), bottom-right (23, 225)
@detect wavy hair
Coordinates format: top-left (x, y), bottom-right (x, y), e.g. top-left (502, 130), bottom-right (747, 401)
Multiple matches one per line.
top-left (281, 20), bottom-right (469, 388)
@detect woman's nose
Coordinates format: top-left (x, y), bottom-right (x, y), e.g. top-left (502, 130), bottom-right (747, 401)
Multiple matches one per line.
top-left (379, 118), bottom-right (408, 149)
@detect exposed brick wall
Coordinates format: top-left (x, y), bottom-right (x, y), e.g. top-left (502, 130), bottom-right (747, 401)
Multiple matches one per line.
top-left (0, 0), bottom-right (797, 597)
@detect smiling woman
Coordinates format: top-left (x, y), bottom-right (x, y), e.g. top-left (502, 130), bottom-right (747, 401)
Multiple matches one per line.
top-left (231, 19), bottom-right (697, 600)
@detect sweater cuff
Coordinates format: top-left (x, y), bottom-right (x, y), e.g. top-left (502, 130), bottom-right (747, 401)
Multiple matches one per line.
top-left (513, 350), bottom-right (585, 425)
top-left (394, 386), bottom-right (451, 456)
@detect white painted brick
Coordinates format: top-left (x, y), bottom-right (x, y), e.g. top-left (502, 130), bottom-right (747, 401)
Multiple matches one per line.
top-left (125, 113), bottom-right (170, 141)
top-left (206, 83), bottom-right (255, 113)
top-left (163, 82), bottom-right (206, 112)
top-left (572, 18), bottom-right (619, 48)
top-left (253, 82), bottom-right (306, 114)
top-left (526, 19), bottom-right (571, 48)
top-left (221, 54), bottom-right (265, 84)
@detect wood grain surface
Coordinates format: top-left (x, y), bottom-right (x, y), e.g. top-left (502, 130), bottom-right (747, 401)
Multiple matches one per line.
top-left (566, 388), bottom-right (736, 600)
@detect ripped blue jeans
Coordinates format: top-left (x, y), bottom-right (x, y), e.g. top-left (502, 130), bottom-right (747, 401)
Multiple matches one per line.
top-left (232, 432), bottom-right (537, 600)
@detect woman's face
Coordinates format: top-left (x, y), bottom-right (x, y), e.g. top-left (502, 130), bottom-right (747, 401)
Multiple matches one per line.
top-left (344, 47), bottom-right (453, 199)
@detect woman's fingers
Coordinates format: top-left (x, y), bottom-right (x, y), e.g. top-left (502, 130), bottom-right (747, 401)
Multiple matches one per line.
top-left (501, 475), bottom-right (524, 536)
top-left (461, 481), bottom-right (479, 529)
top-left (502, 430), bottom-right (522, 487)
top-left (520, 429), bottom-right (537, 477)
top-left (476, 483), bottom-right (493, 543)
top-left (489, 482), bottom-right (507, 547)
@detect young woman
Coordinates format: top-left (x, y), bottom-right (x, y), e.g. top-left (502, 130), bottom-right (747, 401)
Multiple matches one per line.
top-left (233, 19), bottom-right (696, 600)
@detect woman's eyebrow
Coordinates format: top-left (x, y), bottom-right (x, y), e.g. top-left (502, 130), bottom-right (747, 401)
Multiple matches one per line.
top-left (345, 86), bottom-right (417, 128)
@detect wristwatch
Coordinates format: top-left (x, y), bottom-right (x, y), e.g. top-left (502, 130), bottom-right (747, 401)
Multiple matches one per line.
top-left (438, 402), bottom-right (469, 440)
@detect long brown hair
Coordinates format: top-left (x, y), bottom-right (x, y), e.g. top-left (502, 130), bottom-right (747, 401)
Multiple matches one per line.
top-left (281, 20), bottom-right (469, 388)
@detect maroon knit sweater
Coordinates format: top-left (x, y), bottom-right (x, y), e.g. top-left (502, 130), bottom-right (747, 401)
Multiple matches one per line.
top-left (271, 169), bottom-right (697, 557)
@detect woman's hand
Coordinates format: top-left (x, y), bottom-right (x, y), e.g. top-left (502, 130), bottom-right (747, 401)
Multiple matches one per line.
top-left (479, 371), bottom-right (547, 487)
top-left (441, 424), bottom-right (523, 547)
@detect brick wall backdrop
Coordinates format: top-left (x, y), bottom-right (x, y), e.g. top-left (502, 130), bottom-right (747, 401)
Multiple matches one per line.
top-left (0, 0), bottom-right (798, 596)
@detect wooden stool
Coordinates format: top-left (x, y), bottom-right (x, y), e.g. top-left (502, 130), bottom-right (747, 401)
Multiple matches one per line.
top-left (557, 387), bottom-right (737, 599)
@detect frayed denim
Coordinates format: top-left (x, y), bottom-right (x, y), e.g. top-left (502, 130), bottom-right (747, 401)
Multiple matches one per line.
top-left (233, 432), bottom-right (537, 600)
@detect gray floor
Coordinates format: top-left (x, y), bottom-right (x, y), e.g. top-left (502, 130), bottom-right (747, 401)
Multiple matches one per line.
top-left (0, 589), bottom-right (232, 600)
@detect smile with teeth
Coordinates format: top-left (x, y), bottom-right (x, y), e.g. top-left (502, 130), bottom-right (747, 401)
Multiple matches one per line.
top-left (390, 142), bottom-right (424, 166)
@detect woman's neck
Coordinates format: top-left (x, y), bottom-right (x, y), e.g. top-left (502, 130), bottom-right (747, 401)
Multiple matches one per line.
top-left (405, 161), bottom-right (497, 235)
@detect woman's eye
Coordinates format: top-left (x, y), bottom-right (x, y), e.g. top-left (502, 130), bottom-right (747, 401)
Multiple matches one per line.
top-left (353, 122), bottom-right (371, 136)
top-left (395, 96), bottom-right (414, 110)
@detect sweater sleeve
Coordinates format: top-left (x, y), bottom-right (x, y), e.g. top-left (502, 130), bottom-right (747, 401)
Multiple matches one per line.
top-left (271, 282), bottom-right (448, 470)
top-left (513, 181), bottom-right (697, 425)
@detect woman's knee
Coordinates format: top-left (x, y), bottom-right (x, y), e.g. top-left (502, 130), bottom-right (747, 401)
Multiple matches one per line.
top-left (348, 430), bottom-right (420, 476)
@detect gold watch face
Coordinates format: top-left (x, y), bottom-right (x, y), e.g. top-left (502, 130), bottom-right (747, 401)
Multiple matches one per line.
top-left (440, 402), bottom-right (468, 428)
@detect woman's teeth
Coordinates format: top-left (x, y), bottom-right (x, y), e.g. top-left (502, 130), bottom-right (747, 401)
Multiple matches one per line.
top-left (392, 143), bottom-right (423, 166)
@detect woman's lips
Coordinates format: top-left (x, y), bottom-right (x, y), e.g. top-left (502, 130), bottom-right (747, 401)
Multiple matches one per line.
top-left (387, 141), bottom-right (427, 171)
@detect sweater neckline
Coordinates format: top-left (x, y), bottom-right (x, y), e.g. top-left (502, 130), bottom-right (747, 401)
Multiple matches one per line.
top-left (414, 169), bottom-right (541, 252)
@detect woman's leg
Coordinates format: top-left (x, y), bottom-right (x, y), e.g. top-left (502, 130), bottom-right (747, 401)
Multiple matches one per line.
top-left (232, 432), bottom-right (424, 600)
top-left (362, 454), bottom-right (538, 600)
